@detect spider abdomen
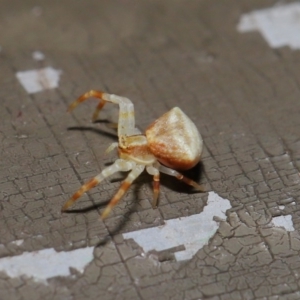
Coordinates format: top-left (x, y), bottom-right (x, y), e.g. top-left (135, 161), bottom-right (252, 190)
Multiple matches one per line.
top-left (145, 107), bottom-right (203, 170)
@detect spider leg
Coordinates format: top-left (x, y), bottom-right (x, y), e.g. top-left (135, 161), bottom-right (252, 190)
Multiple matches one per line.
top-left (159, 165), bottom-right (205, 192)
top-left (101, 164), bottom-right (145, 219)
top-left (68, 90), bottom-right (106, 122)
top-left (61, 159), bottom-right (134, 212)
top-left (92, 99), bottom-right (106, 122)
top-left (105, 142), bottom-right (118, 154)
top-left (146, 165), bottom-right (160, 208)
top-left (152, 173), bottom-right (160, 207)
top-left (68, 90), bottom-right (141, 136)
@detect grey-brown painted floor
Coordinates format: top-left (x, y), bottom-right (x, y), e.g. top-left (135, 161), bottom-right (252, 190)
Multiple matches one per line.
top-left (1, 0), bottom-right (300, 299)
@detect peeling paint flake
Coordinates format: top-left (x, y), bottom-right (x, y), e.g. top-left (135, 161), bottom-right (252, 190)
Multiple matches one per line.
top-left (16, 67), bottom-right (62, 94)
top-left (272, 215), bottom-right (295, 232)
top-left (32, 51), bottom-right (45, 61)
top-left (123, 191), bottom-right (231, 261)
top-left (237, 2), bottom-right (300, 50)
top-left (0, 247), bottom-right (94, 283)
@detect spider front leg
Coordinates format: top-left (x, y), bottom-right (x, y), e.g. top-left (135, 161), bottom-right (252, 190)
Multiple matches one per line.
top-left (68, 90), bottom-right (141, 136)
top-left (61, 159), bottom-right (134, 215)
top-left (101, 164), bottom-right (145, 219)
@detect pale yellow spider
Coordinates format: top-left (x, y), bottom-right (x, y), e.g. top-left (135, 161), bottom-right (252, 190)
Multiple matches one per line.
top-left (62, 90), bottom-right (204, 219)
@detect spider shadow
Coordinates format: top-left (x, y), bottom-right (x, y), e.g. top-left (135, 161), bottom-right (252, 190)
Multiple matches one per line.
top-left (67, 119), bottom-right (117, 140)
top-left (95, 178), bottom-right (146, 247)
top-left (63, 177), bottom-right (143, 247)
top-left (161, 161), bottom-right (205, 194)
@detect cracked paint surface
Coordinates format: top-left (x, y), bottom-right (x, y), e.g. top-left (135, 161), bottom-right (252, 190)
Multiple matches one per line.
top-left (1, 0), bottom-right (300, 299)
top-left (123, 191), bottom-right (231, 261)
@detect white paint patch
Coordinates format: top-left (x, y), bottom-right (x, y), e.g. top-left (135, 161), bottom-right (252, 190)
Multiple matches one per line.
top-left (32, 51), bottom-right (45, 61)
top-left (123, 191), bottom-right (231, 261)
top-left (272, 215), bottom-right (295, 232)
top-left (12, 239), bottom-right (24, 246)
top-left (16, 67), bottom-right (62, 94)
top-left (0, 247), bottom-right (94, 283)
top-left (237, 2), bottom-right (300, 50)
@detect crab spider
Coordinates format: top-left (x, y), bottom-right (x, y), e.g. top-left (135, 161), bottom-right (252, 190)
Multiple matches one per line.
top-left (62, 90), bottom-right (204, 219)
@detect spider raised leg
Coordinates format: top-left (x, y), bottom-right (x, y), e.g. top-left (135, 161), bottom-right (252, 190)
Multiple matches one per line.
top-left (68, 90), bottom-right (140, 136)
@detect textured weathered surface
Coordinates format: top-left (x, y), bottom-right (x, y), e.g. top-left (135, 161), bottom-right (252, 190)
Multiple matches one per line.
top-left (1, 0), bottom-right (300, 299)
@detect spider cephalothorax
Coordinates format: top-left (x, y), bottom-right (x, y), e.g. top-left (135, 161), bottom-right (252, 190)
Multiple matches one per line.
top-left (62, 90), bottom-right (204, 219)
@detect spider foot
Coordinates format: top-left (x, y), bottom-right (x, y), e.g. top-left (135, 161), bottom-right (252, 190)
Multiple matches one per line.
top-left (61, 178), bottom-right (99, 212)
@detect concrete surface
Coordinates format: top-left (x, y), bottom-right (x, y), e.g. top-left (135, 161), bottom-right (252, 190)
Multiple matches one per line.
top-left (1, 0), bottom-right (300, 299)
